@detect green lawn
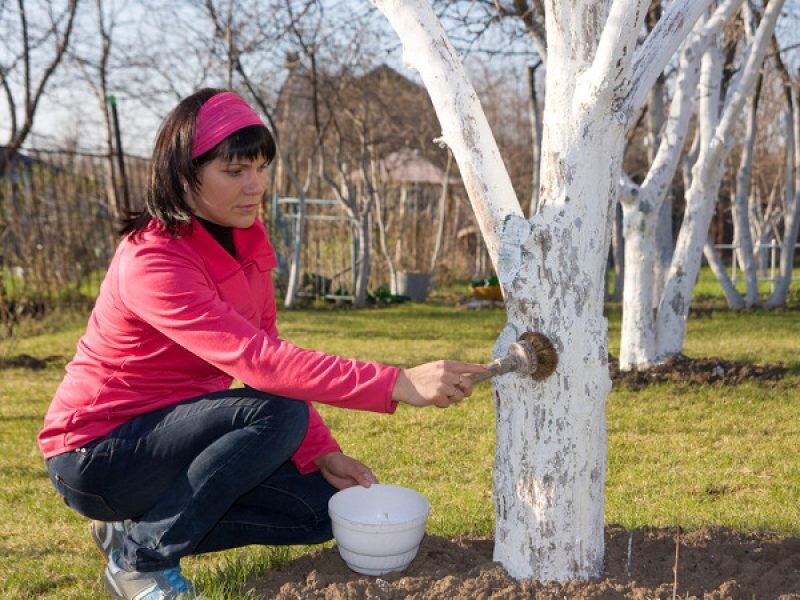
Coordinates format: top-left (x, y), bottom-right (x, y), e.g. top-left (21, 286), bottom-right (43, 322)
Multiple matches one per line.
top-left (1, 300), bottom-right (798, 599)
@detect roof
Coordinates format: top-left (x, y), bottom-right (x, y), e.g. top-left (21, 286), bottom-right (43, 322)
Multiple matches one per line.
top-left (352, 149), bottom-right (461, 185)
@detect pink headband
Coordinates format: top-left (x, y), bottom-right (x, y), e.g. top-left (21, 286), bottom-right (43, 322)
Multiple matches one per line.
top-left (191, 92), bottom-right (265, 159)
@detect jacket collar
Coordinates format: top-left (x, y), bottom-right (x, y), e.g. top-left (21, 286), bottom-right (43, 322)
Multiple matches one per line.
top-left (185, 217), bottom-right (277, 281)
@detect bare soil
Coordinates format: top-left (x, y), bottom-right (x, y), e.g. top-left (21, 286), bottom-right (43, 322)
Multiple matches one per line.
top-left (247, 356), bottom-right (796, 599)
top-left (609, 354), bottom-right (787, 390)
top-left (246, 526), bottom-right (800, 599)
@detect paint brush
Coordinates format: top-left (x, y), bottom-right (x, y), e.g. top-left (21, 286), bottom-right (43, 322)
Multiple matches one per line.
top-left (467, 332), bottom-right (558, 384)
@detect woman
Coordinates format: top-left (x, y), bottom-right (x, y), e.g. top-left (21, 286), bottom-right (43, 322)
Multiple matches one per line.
top-left (39, 88), bottom-right (486, 600)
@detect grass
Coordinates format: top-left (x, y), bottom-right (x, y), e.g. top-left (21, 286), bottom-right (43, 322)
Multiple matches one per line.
top-left (0, 288), bottom-right (798, 598)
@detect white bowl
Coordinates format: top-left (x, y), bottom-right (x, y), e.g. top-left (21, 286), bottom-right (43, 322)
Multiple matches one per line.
top-left (328, 483), bottom-right (430, 575)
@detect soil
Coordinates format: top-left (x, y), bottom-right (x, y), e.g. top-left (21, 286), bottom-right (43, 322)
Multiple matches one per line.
top-left (246, 526), bottom-right (800, 599)
top-left (609, 354), bottom-right (787, 390)
top-left (247, 356), bottom-right (795, 599)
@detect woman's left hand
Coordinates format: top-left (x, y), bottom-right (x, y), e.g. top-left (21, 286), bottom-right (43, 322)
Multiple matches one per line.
top-left (314, 451), bottom-right (378, 490)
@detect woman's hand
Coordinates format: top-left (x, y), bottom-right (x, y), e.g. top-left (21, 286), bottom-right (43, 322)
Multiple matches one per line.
top-left (392, 360), bottom-right (488, 408)
top-left (314, 451), bottom-right (378, 490)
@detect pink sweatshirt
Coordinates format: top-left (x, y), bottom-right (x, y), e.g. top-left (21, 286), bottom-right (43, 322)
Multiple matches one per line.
top-left (38, 219), bottom-right (400, 472)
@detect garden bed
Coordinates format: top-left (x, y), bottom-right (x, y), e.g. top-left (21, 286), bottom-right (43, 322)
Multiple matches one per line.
top-left (246, 526), bottom-right (800, 599)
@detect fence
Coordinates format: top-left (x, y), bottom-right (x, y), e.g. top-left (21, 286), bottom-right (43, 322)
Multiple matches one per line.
top-left (714, 242), bottom-right (800, 289)
top-left (271, 196), bottom-right (359, 298)
top-left (0, 148), bottom-right (148, 323)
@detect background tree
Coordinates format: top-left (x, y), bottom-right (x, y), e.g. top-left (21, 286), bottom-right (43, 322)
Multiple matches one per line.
top-left (0, 0), bottom-right (79, 176)
top-left (656, 0), bottom-right (784, 357)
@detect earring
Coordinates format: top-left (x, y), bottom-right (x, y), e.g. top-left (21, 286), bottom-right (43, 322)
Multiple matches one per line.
top-left (183, 182), bottom-right (189, 194)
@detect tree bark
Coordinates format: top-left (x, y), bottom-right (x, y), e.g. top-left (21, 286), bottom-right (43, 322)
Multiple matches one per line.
top-left (703, 238), bottom-right (745, 308)
top-left (730, 6), bottom-right (760, 307)
top-left (766, 59), bottom-right (800, 307)
top-left (656, 0), bottom-right (784, 356)
top-left (527, 63), bottom-right (543, 217)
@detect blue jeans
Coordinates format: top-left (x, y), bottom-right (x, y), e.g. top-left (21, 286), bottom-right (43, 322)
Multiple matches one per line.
top-left (46, 389), bottom-right (337, 572)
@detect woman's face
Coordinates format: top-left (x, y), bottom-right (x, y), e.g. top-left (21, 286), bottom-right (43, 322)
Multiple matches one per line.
top-left (189, 155), bottom-right (269, 228)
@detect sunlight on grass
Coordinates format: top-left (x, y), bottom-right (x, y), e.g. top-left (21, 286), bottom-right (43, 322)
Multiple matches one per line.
top-left (1, 300), bottom-right (798, 598)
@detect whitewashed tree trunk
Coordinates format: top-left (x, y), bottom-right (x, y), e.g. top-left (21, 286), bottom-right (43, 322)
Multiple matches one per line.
top-left (371, 174), bottom-right (400, 295)
top-left (646, 56), bottom-right (671, 306)
top-left (617, 2), bottom-right (738, 369)
top-left (730, 72), bottom-right (762, 308)
top-left (283, 194), bottom-right (307, 307)
top-left (283, 158), bottom-right (315, 308)
top-left (429, 152), bottom-right (452, 273)
top-left (657, 0), bottom-right (784, 356)
top-left (619, 173), bottom-right (658, 368)
top-left (703, 237), bottom-right (745, 308)
top-left (373, 0), bottom-right (718, 581)
top-left (767, 82), bottom-right (800, 307)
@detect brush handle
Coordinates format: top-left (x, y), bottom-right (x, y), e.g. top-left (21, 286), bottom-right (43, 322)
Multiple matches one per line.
top-left (466, 353), bottom-right (520, 385)
top-left (466, 341), bottom-right (538, 385)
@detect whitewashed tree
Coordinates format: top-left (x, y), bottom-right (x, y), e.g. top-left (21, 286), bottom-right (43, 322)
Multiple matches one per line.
top-left (372, 0), bottom-right (741, 581)
top-left (766, 42), bottom-right (800, 308)
top-left (619, 1), bottom-right (744, 369)
top-left (656, 0), bottom-right (784, 356)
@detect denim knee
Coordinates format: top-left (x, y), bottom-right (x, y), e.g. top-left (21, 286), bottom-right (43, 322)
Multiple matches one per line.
top-left (250, 394), bottom-right (310, 450)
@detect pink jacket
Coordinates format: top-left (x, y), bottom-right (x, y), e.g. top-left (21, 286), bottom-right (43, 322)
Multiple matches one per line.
top-left (38, 219), bottom-right (400, 472)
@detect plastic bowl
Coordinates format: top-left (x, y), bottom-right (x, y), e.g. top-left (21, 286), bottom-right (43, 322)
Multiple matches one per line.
top-left (328, 483), bottom-right (430, 576)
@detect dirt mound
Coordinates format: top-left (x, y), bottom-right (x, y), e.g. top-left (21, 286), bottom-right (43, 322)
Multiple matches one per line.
top-left (245, 526), bottom-right (800, 599)
top-left (609, 354), bottom-right (787, 390)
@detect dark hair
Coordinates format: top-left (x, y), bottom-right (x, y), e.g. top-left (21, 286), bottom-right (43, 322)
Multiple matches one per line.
top-left (120, 88), bottom-right (277, 238)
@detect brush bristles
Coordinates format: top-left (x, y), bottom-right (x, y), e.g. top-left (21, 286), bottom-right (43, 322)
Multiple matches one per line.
top-left (518, 331), bottom-right (559, 381)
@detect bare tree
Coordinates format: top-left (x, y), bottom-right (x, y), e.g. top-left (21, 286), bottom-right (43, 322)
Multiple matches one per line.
top-left (0, 0), bottom-right (79, 176)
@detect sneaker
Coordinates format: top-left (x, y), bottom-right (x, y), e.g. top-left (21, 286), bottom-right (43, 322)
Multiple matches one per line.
top-left (104, 551), bottom-right (201, 599)
top-left (90, 520), bottom-right (129, 563)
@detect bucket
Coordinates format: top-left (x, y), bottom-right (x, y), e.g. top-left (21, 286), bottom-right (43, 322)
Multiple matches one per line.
top-left (396, 271), bottom-right (433, 302)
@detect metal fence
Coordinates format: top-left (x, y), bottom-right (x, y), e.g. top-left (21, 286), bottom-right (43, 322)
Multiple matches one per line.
top-left (714, 242), bottom-right (800, 289)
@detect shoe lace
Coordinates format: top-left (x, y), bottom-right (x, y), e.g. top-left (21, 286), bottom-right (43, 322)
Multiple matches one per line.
top-left (162, 567), bottom-right (190, 593)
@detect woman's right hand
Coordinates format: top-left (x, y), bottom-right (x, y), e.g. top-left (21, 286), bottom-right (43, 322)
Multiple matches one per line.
top-left (391, 360), bottom-right (488, 408)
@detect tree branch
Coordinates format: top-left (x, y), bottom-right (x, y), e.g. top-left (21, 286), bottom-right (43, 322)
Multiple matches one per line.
top-left (586, 0), bottom-right (649, 106)
top-left (628, 0), bottom-right (723, 116)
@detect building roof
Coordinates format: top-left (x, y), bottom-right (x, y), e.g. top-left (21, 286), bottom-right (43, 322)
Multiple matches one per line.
top-left (352, 148), bottom-right (461, 185)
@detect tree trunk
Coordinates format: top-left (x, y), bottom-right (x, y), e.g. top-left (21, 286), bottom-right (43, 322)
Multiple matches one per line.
top-left (374, 182), bottom-right (399, 294)
top-left (373, 0), bottom-right (721, 582)
top-left (617, 3), bottom-right (727, 369)
top-left (767, 81), bottom-right (800, 307)
top-left (283, 193), bottom-right (307, 308)
top-left (646, 41), bottom-right (672, 306)
top-left (657, 0), bottom-right (784, 356)
top-left (703, 238), bottom-right (745, 308)
top-left (730, 8), bottom-right (761, 307)
top-left (353, 212), bottom-right (371, 307)
top-left (619, 179), bottom-right (658, 369)
top-left (429, 152), bottom-right (452, 274)
top-left (609, 202), bottom-right (624, 302)
top-left (527, 63), bottom-right (543, 217)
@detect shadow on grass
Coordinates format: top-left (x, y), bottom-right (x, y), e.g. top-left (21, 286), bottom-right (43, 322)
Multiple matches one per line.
top-left (0, 354), bottom-right (64, 370)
